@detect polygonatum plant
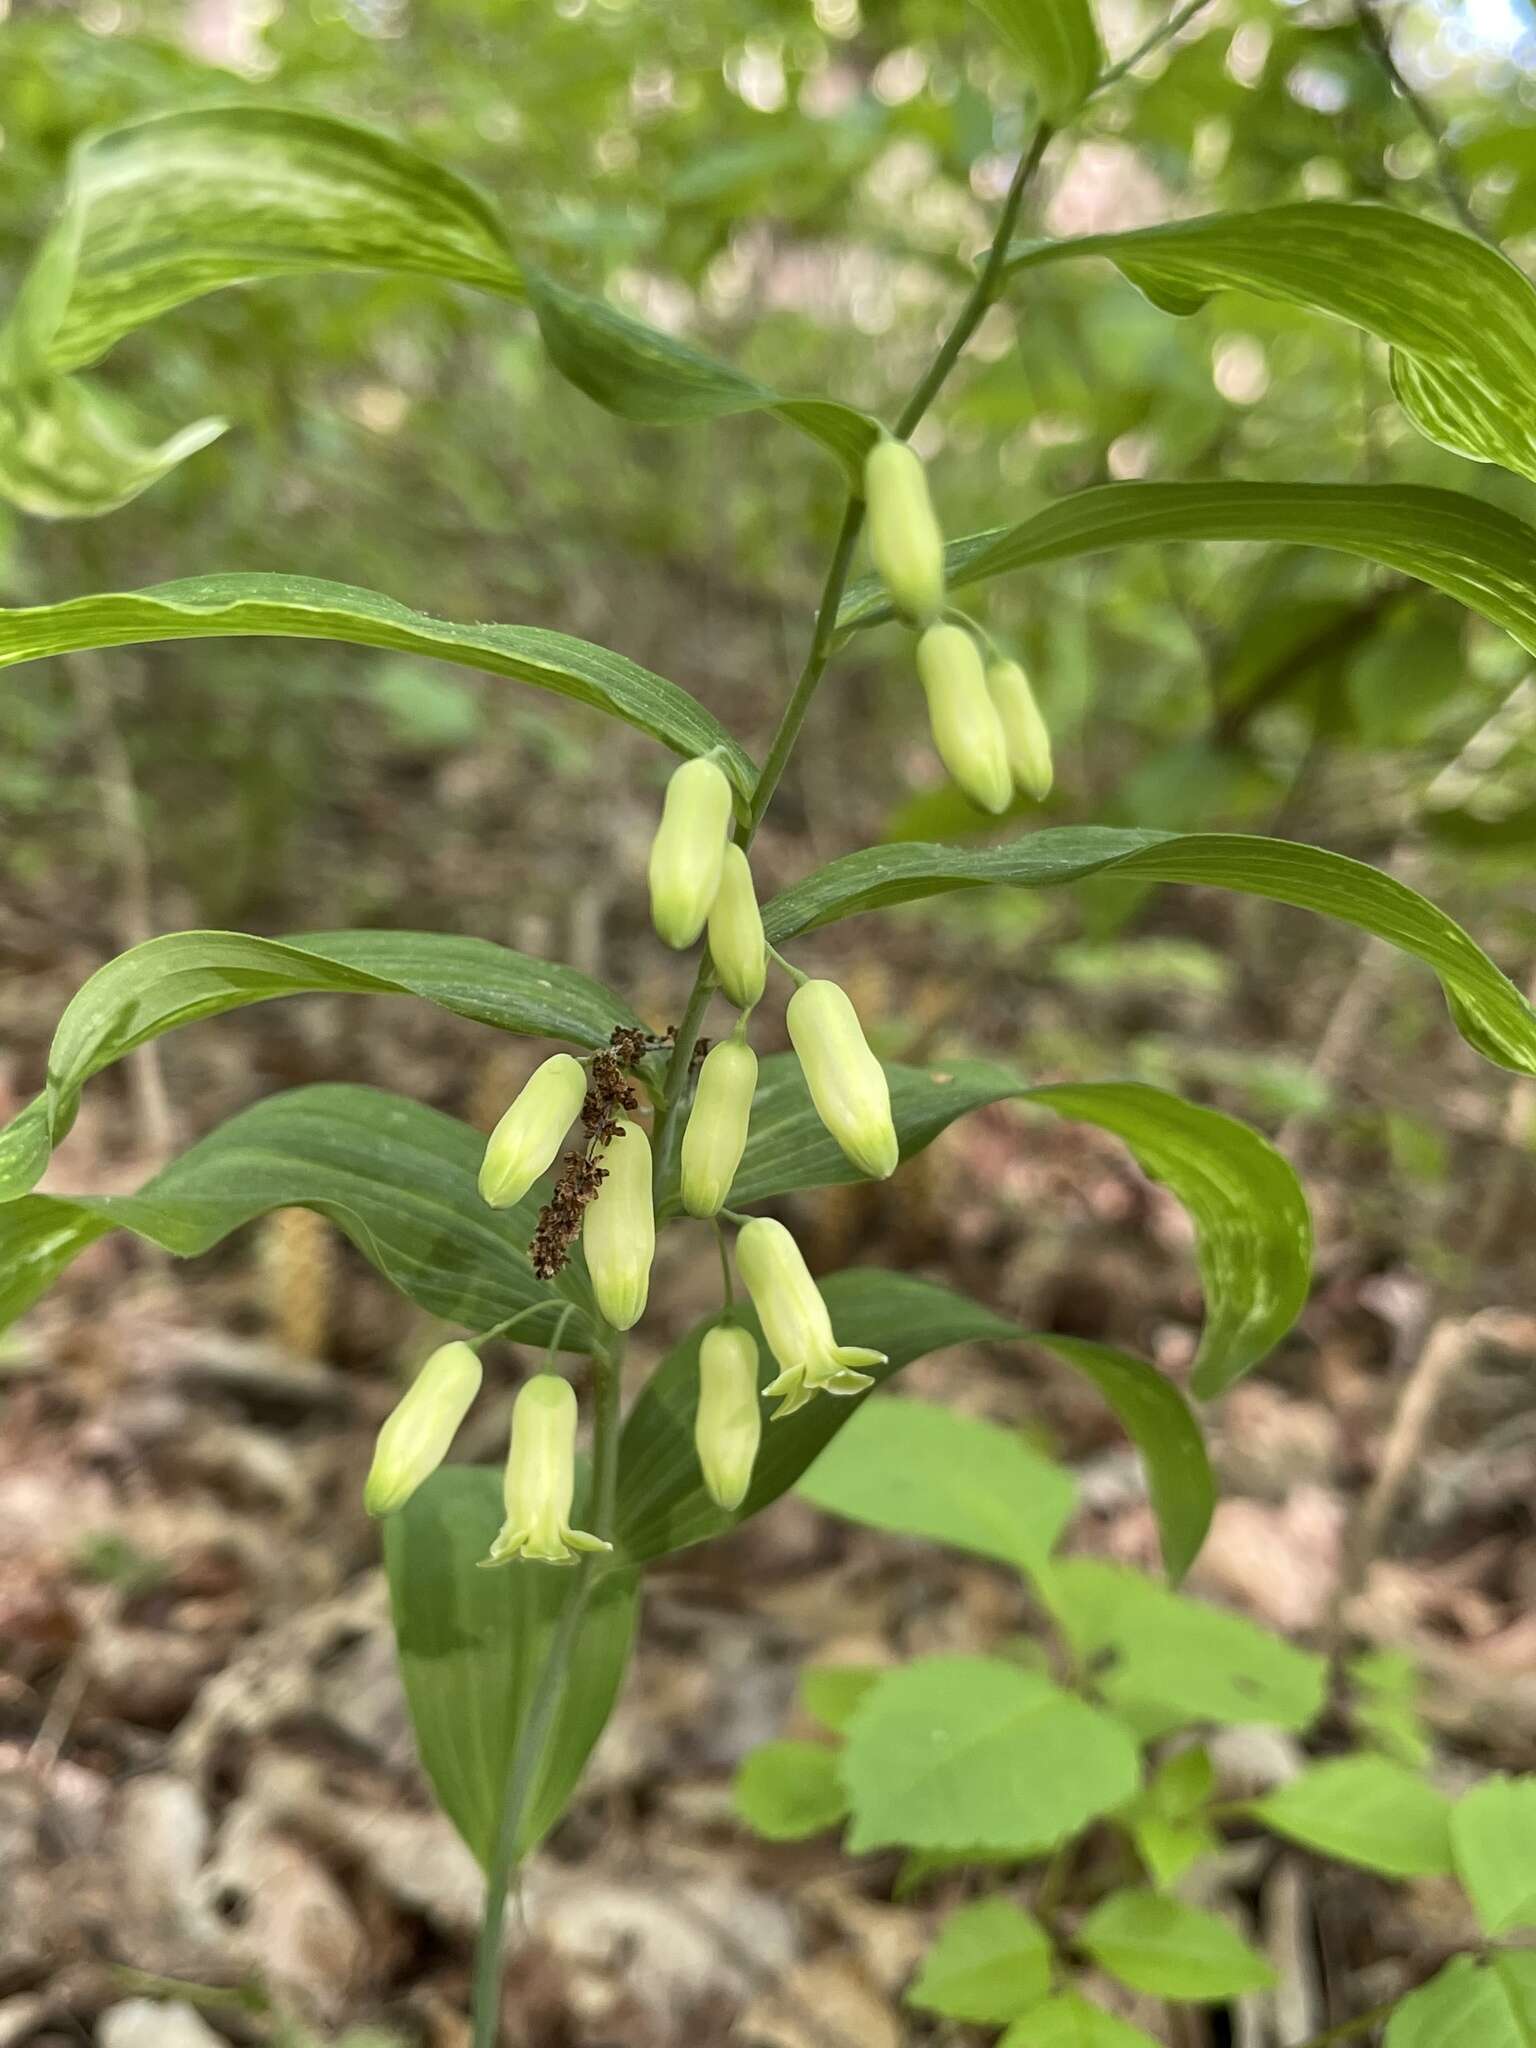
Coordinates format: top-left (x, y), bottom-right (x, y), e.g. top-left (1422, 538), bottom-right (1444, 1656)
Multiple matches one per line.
top-left (6, 4), bottom-right (1536, 2042)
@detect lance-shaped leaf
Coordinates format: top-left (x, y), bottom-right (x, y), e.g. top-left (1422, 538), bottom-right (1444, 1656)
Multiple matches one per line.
top-left (4, 105), bottom-right (522, 383)
top-left (383, 1466), bottom-right (637, 1868)
top-left (525, 271), bottom-right (879, 485)
top-left (0, 575), bottom-right (756, 793)
top-left (763, 830), bottom-right (1536, 1080)
top-left (0, 1085), bottom-right (589, 1340)
top-left (0, 377), bottom-right (225, 521)
top-left (0, 929), bottom-right (643, 1202)
top-left (664, 1057), bottom-right (1309, 1398)
top-left (1006, 204), bottom-right (1536, 483)
top-left (615, 1270), bottom-right (1213, 1581)
top-left (836, 481), bottom-right (1536, 661)
top-left (971, 0), bottom-right (1102, 123)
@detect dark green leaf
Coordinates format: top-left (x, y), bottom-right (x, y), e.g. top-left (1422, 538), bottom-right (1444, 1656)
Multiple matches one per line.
top-left (734, 1741), bottom-right (849, 1840)
top-left (1007, 205), bottom-right (1536, 481)
top-left (763, 828), bottom-right (1536, 1079)
top-left (1253, 1758), bottom-right (1454, 1878)
top-left (837, 483), bottom-right (1536, 669)
top-left (526, 271), bottom-right (878, 484)
top-left (673, 1055), bottom-right (1310, 1402)
top-left (1078, 1891), bottom-right (1274, 2001)
top-left (0, 1085), bottom-right (587, 1340)
top-left (906, 1897), bottom-right (1053, 2023)
top-left (0, 928), bottom-right (641, 1203)
top-left (383, 1466), bottom-right (637, 1867)
top-left (841, 1655), bottom-right (1140, 1855)
top-left (0, 575), bottom-right (755, 793)
top-left (614, 1272), bottom-right (1211, 1581)
top-left (970, 0), bottom-right (1102, 122)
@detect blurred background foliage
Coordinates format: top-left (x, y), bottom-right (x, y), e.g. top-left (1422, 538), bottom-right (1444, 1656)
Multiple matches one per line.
top-left (3, 0), bottom-right (1535, 1267)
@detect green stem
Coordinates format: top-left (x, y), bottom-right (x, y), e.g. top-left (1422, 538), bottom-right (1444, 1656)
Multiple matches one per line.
top-left (652, 119), bottom-right (1051, 1131)
top-left (1093, 0), bottom-right (1218, 98)
top-left (713, 1217), bottom-right (736, 1307)
top-left (1286, 2000), bottom-right (1401, 2048)
top-left (469, 1332), bottom-right (624, 2048)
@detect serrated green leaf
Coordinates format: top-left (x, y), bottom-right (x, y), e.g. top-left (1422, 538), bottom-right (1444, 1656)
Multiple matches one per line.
top-left (971, 0), bottom-right (1102, 122)
top-left (906, 1897), bottom-right (1053, 2024)
top-left (763, 827), bottom-right (1536, 1080)
top-left (678, 1055), bottom-right (1309, 1403)
top-left (383, 1467), bottom-right (636, 1868)
top-left (836, 483), bottom-right (1536, 671)
top-left (0, 1085), bottom-right (585, 1341)
top-left (796, 1396), bottom-right (1076, 1573)
top-left (1450, 1776), bottom-right (1536, 1936)
top-left (800, 1665), bottom-right (884, 1735)
top-left (1040, 1559), bottom-right (1325, 1734)
top-left (840, 1655), bottom-right (1140, 1855)
top-left (614, 1273), bottom-right (1211, 1582)
top-left (1007, 205), bottom-right (1536, 482)
top-left (734, 1741), bottom-right (848, 1841)
top-left (999, 1994), bottom-right (1162, 2048)
top-left (526, 270), bottom-right (878, 485)
top-left (1253, 1757), bottom-right (1454, 1878)
top-left (0, 928), bottom-right (642, 1203)
top-left (1386, 1954), bottom-right (1536, 2048)
top-left (1078, 1890), bottom-right (1274, 2001)
top-left (0, 576), bottom-right (755, 793)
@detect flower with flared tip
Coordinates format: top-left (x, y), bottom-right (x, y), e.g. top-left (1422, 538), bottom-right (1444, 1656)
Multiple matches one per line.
top-left (915, 623), bottom-right (1013, 816)
top-left (695, 1323), bottom-right (763, 1510)
top-left (681, 1038), bottom-right (757, 1218)
top-left (648, 756), bottom-right (733, 950)
top-left (734, 1217), bottom-right (887, 1418)
top-left (987, 657), bottom-right (1054, 802)
top-left (864, 437), bottom-right (946, 624)
top-left (478, 1053), bottom-right (588, 1209)
top-left (364, 1340), bottom-right (482, 1518)
top-left (582, 1117), bottom-right (655, 1330)
top-left (707, 844), bottom-right (767, 1010)
top-left (482, 1373), bottom-right (611, 1566)
top-left (786, 978), bottom-right (899, 1181)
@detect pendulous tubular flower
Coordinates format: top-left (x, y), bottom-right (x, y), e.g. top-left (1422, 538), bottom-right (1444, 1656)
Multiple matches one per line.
top-left (648, 756), bottom-right (734, 950)
top-left (478, 1053), bottom-right (588, 1209)
top-left (915, 623), bottom-right (1013, 816)
top-left (707, 844), bottom-right (767, 1010)
top-left (583, 1116), bottom-right (655, 1330)
top-left (786, 977), bottom-right (899, 1182)
top-left (987, 656), bottom-right (1054, 802)
top-left (695, 1323), bottom-right (762, 1510)
top-left (681, 1038), bottom-right (758, 1218)
top-left (483, 1373), bottom-right (611, 1566)
top-left (734, 1216), bottom-right (887, 1418)
top-left (364, 1339), bottom-right (482, 1518)
top-left (864, 436), bottom-right (946, 625)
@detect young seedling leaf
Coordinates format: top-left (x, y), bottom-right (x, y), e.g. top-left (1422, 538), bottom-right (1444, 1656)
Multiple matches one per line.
top-left (734, 1741), bottom-right (849, 1841)
top-left (1078, 1890), bottom-right (1274, 2001)
top-left (1450, 1775), bottom-right (1536, 1936)
top-left (1000, 1995), bottom-right (1163, 2048)
top-left (906, 1897), bottom-right (1053, 2024)
top-left (1253, 1757), bottom-right (1454, 1878)
top-left (1385, 1953), bottom-right (1536, 2048)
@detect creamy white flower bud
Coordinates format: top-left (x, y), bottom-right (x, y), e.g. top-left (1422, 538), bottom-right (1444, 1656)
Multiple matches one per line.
top-left (786, 978), bottom-right (899, 1182)
top-left (734, 1216), bottom-right (886, 1418)
top-left (681, 1039), bottom-right (757, 1218)
top-left (582, 1117), bottom-right (655, 1330)
top-left (987, 657), bottom-right (1054, 801)
top-left (695, 1324), bottom-right (762, 1511)
top-left (478, 1053), bottom-right (587, 1209)
top-left (707, 844), bottom-right (767, 1010)
top-left (482, 1373), bottom-right (610, 1566)
top-left (864, 437), bottom-right (946, 624)
top-left (364, 1340), bottom-right (482, 1518)
top-left (648, 756), bottom-right (733, 950)
top-left (915, 623), bottom-right (1013, 816)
